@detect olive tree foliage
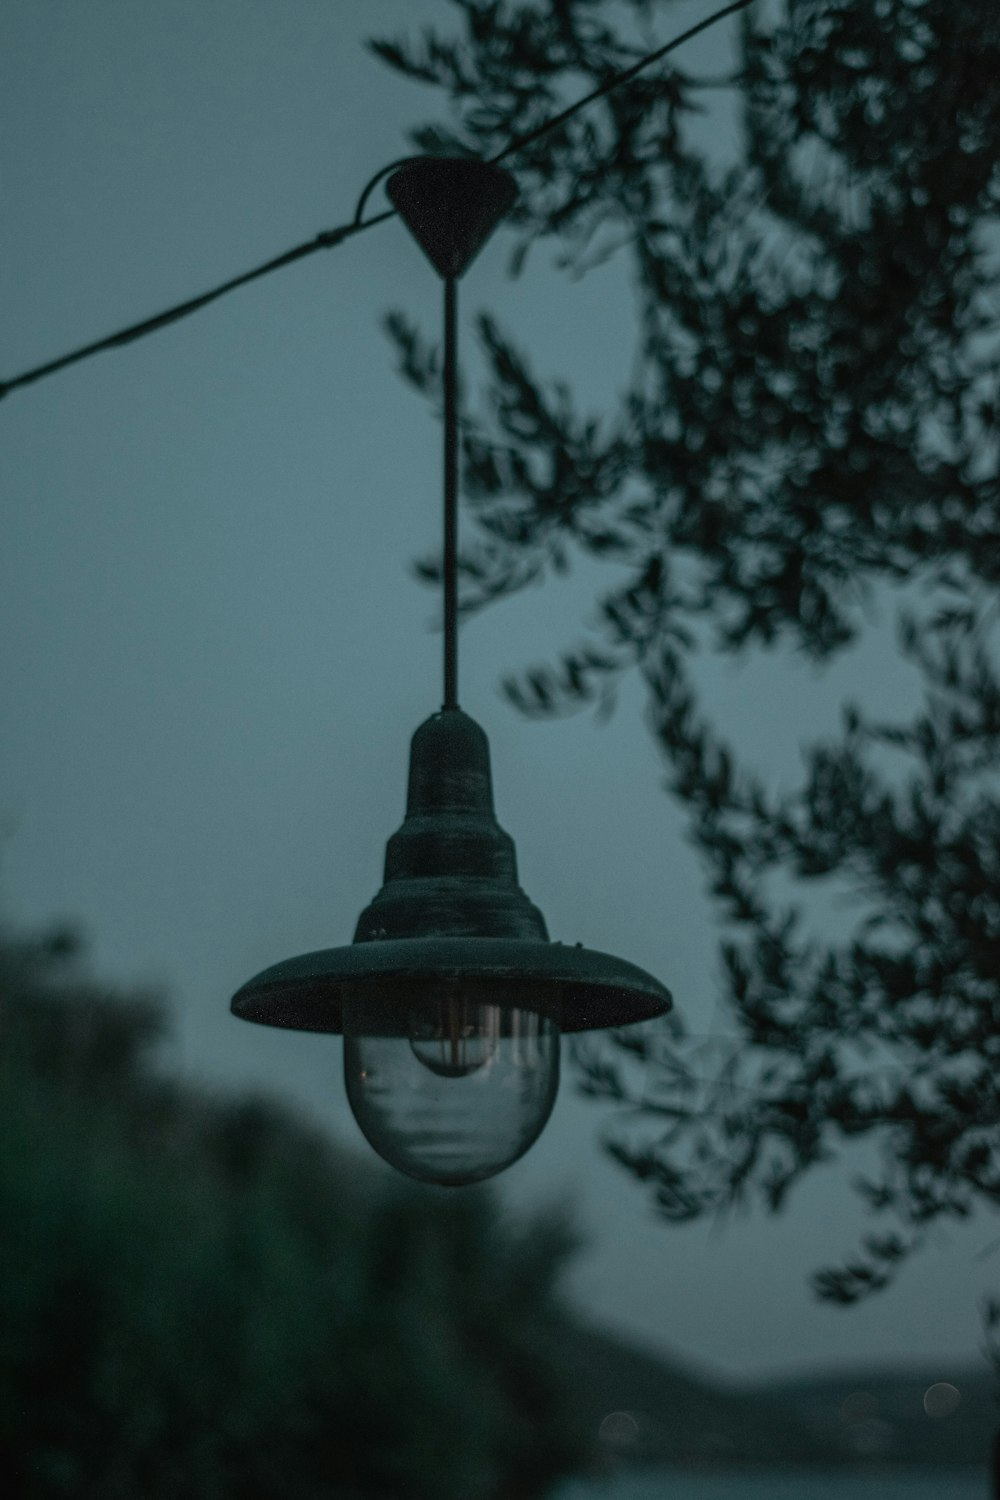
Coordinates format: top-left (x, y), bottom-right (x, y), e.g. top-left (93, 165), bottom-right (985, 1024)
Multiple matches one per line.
top-left (371, 0), bottom-right (1000, 1300)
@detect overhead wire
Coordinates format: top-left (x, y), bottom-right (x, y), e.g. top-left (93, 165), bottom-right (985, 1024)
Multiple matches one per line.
top-left (488, 0), bottom-right (755, 166)
top-left (0, 0), bottom-right (756, 402)
top-left (0, 213), bottom-right (393, 401)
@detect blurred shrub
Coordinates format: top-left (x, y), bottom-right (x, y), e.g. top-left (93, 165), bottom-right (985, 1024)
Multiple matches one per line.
top-left (0, 925), bottom-right (586, 1499)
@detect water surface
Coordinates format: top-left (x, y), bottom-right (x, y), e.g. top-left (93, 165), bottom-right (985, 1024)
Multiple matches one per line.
top-left (556, 1469), bottom-right (987, 1499)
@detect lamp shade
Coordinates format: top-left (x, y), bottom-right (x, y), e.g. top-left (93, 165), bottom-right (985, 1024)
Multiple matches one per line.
top-left (231, 709), bottom-right (671, 1035)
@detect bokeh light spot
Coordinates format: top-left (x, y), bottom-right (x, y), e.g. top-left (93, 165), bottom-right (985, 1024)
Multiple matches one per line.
top-left (598, 1410), bottom-right (640, 1446)
top-left (923, 1382), bottom-right (960, 1418)
top-left (840, 1390), bottom-right (878, 1423)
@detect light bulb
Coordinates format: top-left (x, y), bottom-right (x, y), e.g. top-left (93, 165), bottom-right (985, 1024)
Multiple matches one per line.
top-left (343, 988), bottom-right (560, 1186)
top-left (408, 995), bottom-right (499, 1077)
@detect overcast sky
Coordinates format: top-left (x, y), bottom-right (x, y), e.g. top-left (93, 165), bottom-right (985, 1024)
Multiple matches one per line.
top-left (2, 0), bottom-right (995, 1384)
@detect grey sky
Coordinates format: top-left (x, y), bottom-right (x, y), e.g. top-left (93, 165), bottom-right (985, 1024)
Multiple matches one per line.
top-left (2, 0), bottom-right (994, 1381)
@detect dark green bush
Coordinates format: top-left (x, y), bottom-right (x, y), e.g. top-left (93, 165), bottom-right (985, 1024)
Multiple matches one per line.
top-left (0, 925), bottom-right (585, 1499)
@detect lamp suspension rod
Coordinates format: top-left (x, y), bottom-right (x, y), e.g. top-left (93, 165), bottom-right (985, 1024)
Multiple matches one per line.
top-left (443, 275), bottom-right (459, 711)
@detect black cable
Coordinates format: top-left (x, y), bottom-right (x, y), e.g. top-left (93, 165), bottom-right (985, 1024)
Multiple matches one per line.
top-left (0, 209), bottom-right (395, 401)
top-left (0, 0), bottom-right (756, 402)
top-left (353, 156), bottom-right (422, 226)
top-left (490, 0), bottom-right (755, 167)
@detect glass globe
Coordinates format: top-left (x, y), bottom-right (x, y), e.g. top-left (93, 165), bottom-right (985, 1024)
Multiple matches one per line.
top-left (343, 987), bottom-right (560, 1186)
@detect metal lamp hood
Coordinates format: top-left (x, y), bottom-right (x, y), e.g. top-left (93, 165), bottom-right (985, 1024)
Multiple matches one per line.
top-left (231, 707), bottom-right (671, 1035)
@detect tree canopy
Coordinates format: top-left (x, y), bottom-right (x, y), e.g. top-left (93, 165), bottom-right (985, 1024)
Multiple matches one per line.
top-left (372, 0), bottom-right (1000, 1305)
top-left (0, 923), bottom-right (585, 1498)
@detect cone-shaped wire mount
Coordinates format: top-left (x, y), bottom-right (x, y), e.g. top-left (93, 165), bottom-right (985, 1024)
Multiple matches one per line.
top-left (231, 710), bottom-right (672, 1036)
top-left (387, 157), bottom-right (518, 280)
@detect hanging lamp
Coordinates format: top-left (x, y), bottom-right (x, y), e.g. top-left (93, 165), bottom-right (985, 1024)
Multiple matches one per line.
top-left (231, 157), bottom-right (671, 1186)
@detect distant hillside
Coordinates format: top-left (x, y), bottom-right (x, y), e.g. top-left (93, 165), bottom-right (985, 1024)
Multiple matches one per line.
top-left (555, 1322), bottom-right (838, 1468)
top-left (757, 1361), bottom-right (995, 1469)
top-left (556, 1321), bottom-right (994, 1472)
